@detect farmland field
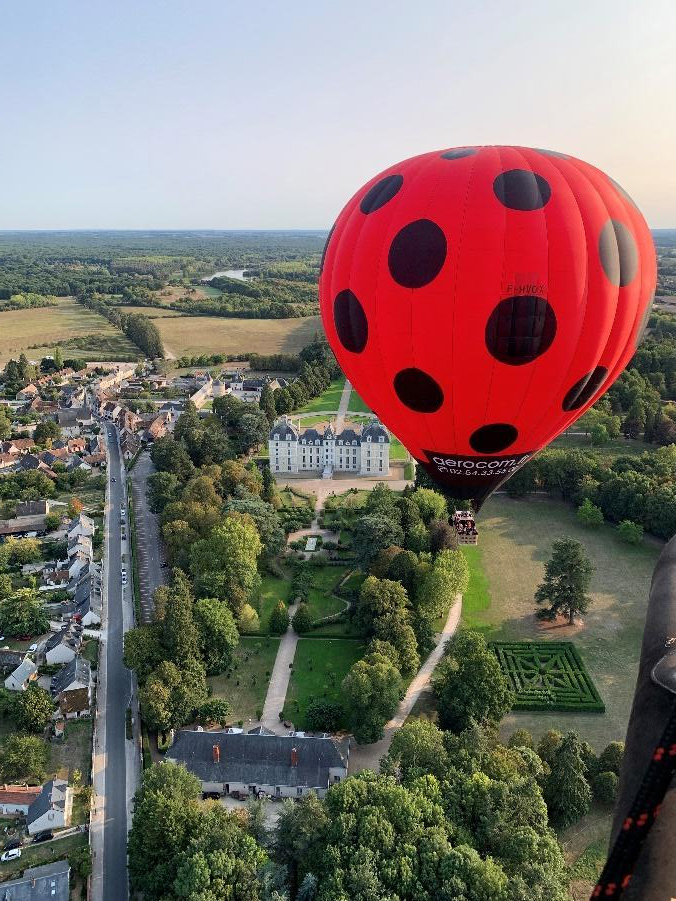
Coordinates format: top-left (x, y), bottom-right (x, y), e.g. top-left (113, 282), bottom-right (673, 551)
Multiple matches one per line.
top-left (0, 296), bottom-right (140, 364)
top-left (155, 314), bottom-right (323, 358)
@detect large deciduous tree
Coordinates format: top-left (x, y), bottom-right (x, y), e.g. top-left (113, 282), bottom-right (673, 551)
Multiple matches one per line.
top-left (535, 537), bottom-right (593, 624)
top-left (342, 652), bottom-right (402, 744)
top-left (190, 514), bottom-right (262, 614)
top-left (433, 630), bottom-right (514, 732)
top-left (0, 587), bottom-right (49, 637)
top-left (193, 596), bottom-right (239, 675)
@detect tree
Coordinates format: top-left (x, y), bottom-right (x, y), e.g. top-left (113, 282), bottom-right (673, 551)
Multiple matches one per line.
top-left (194, 597), bottom-right (239, 674)
top-left (593, 771), bottom-right (619, 804)
top-left (196, 698), bottom-right (232, 728)
top-left (617, 519), bottom-right (644, 544)
top-left (224, 494), bottom-right (285, 559)
top-left (161, 569), bottom-right (201, 667)
top-left (576, 497), bottom-right (603, 528)
top-left (44, 511), bottom-right (61, 532)
top-left (373, 613), bottom-right (419, 676)
top-left (15, 684), bottom-right (54, 733)
top-left (0, 407), bottom-right (11, 440)
top-left (599, 740), bottom-right (624, 775)
top-left (544, 731), bottom-right (592, 827)
top-left (415, 549), bottom-right (469, 621)
top-left (238, 410), bottom-right (270, 455)
top-left (259, 384), bottom-right (277, 425)
top-left (428, 517), bottom-right (458, 553)
top-left (151, 436), bottom-right (195, 482)
top-left (342, 652), bottom-right (402, 743)
top-left (33, 420), bottom-right (61, 447)
top-left (433, 630), bottom-right (514, 732)
top-left (189, 514), bottom-right (262, 614)
top-left (537, 729), bottom-right (563, 768)
top-left (6, 537), bottom-right (42, 565)
top-left (292, 603), bottom-right (313, 634)
top-left (352, 515), bottom-right (404, 571)
top-left (147, 471), bottom-right (180, 513)
top-left (0, 574), bottom-right (11, 600)
top-left (0, 587), bottom-right (49, 637)
top-left (355, 576), bottom-right (409, 636)
top-left (382, 718), bottom-right (449, 781)
top-left (305, 699), bottom-right (343, 733)
top-left (220, 459), bottom-right (263, 497)
top-left (275, 793), bottom-right (328, 895)
top-left (67, 497), bottom-right (84, 518)
top-left (123, 624), bottom-right (166, 681)
top-left (590, 423), bottom-right (609, 446)
top-left (412, 488), bottom-right (447, 524)
top-left (0, 733), bottom-right (47, 782)
top-left (238, 603), bottom-right (260, 634)
top-left (269, 601), bottom-right (289, 635)
top-left (507, 728), bottom-right (534, 750)
top-left (140, 660), bottom-right (207, 732)
top-left (535, 538), bottom-right (594, 624)
top-left (162, 520), bottom-right (199, 570)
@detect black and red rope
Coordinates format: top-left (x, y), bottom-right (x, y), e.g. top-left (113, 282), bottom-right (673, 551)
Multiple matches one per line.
top-left (592, 702), bottom-right (676, 898)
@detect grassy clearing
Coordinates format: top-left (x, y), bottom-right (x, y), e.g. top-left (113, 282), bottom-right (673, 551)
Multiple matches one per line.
top-left (471, 494), bottom-right (660, 750)
top-left (0, 297), bottom-right (140, 365)
top-left (283, 638), bottom-right (365, 729)
top-left (560, 805), bottom-right (613, 899)
top-left (0, 832), bottom-right (87, 882)
top-left (116, 305), bottom-right (184, 318)
top-left (551, 433), bottom-right (646, 460)
top-left (306, 566), bottom-right (349, 622)
top-left (258, 574), bottom-right (292, 629)
top-left (82, 638), bottom-right (99, 667)
top-left (296, 378), bottom-right (345, 414)
top-left (347, 388), bottom-right (372, 413)
top-left (207, 636), bottom-right (280, 722)
top-left (48, 718), bottom-right (93, 783)
top-left (459, 544), bottom-right (492, 632)
top-left (155, 314), bottom-right (322, 358)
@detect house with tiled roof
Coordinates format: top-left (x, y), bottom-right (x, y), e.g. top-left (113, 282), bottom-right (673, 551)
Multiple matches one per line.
top-left (16, 384), bottom-right (39, 401)
top-left (51, 656), bottom-right (92, 718)
top-left (27, 779), bottom-right (71, 834)
top-left (166, 730), bottom-right (348, 799)
top-left (0, 784), bottom-right (42, 815)
top-left (269, 416), bottom-right (390, 476)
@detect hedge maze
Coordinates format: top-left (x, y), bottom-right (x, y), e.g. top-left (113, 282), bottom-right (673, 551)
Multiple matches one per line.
top-left (490, 641), bottom-right (605, 713)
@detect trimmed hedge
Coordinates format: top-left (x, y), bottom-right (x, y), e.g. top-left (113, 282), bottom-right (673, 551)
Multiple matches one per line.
top-left (489, 640), bottom-right (605, 713)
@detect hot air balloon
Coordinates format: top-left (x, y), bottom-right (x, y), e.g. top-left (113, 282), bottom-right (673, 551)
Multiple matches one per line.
top-left (319, 146), bottom-right (656, 510)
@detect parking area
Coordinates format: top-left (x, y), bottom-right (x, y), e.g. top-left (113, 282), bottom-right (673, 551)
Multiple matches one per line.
top-left (129, 452), bottom-right (167, 624)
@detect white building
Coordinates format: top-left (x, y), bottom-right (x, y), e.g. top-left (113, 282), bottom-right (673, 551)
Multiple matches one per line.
top-left (269, 416), bottom-right (390, 477)
top-left (26, 779), bottom-right (71, 835)
top-left (4, 658), bottom-right (38, 692)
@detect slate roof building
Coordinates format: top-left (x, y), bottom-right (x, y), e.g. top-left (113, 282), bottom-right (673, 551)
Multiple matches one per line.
top-left (0, 860), bottom-right (70, 900)
top-left (269, 416), bottom-right (390, 476)
top-left (26, 779), bottom-right (71, 835)
top-left (166, 730), bottom-right (349, 799)
top-left (4, 658), bottom-right (38, 692)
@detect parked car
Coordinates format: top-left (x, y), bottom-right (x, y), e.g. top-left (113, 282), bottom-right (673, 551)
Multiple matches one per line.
top-left (28, 643), bottom-right (38, 653)
top-left (32, 831), bottom-right (53, 844)
top-left (202, 791), bottom-right (220, 801)
top-left (2, 838), bottom-right (21, 852)
top-left (1, 848), bottom-right (21, 862)
top-left (112, 477), bottom-right (117, 482)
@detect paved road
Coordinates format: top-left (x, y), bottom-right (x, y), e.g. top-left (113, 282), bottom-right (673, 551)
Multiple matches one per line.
top-left (348, 594), bottom-right (463, 773)
top-left (92, 424), bottom-right (132, 901)
top-left (130, 452), bottom-right (167, 623)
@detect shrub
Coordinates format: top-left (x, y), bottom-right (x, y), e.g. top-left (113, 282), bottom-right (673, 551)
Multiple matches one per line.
top-left (508, 728), bottom-right (534, 750)
top-left (617, 520), bottom-right (643, 545)
top-left (292, 603), bottom-right (313, 634)
top-left (592, 770), bottom-right (619, 804)
top-left (576, 498), bottom-right (603, 528)
top-left (269, 601), bottom-right (290, 635)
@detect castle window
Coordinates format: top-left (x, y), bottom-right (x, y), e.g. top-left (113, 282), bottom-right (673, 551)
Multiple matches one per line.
top-left (379, 436), bottom-right (384, 443)
top-left (273, 434), bottom-right (279, 441)
top-left (367, 436), bottom-right (371, 442)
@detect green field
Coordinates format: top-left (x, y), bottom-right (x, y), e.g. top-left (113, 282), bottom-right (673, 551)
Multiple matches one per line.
top-left (347, 387), bottom-right (372, 413)
top-left (305, 566), bottom-right (349, 622)
top-left (283, 638), bottom-right (365, 729)
top-left (207, 636), bottom-right (280, 722)
top-left (551, 432), bottom-right (647, 460)
top-left (459, 544), bottom-right (492, 631)
top-left (296, 378), bottom-right (345, 413)
top-left (258, 573), bottom-right (292, 630)
top-left (0, 296), bottom-right (140, 365)
top-left (156, 314), bottom-right (322, 359)
top-left (469, 494), bottom-right (660, 749)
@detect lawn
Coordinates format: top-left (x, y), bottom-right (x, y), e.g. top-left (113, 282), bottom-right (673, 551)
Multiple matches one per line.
top-left (257, 574), bottom-right (292, 630)
top-left (306, 566), bottom-right (349, 622)
top-left (469, 494), bottom-right (661, 750)
top-left (459, 544), bottom-right (492, 632)
top-left (296, 378), bottom-right (345, 414)
top-left (0, 832), bottom-right (87, 883)
top-left (82, 638), bottom-right (99, 667)
top-left (347, 387), bottom-right (372, 414)
top-left (551, 432), bottom-right (647, 461)
top-left (207, 636), bottom-right (280, 723)
top-left (49, 718), bottom-right (93, 783)
top-left (155, 314), bottom-right (322, 359)
top-left (283, 638), bottom-right (365, 729)
top-left (0, 296), bottom-right (140, 365)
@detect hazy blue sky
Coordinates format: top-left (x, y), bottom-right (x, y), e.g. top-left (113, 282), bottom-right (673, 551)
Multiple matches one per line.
top-left (1, 0), bottom-right (674, 228)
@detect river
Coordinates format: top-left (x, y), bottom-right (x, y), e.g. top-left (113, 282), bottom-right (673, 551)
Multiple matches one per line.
top-left (202, 269), bottom-right (249, 282)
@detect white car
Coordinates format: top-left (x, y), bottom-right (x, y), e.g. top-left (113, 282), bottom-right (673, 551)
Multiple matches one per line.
top-left (1, 848), bottom-right (21, 862)
top-left (28, 643), bottom-right (38, 653)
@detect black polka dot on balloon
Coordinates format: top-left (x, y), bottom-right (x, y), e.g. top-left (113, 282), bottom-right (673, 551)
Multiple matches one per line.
top-left (485, 296), bottom-right (557, 365)
top-left (562, 367), bottom-right (608, 412)
top-left (333, 290), bottom-right (368, 353)
top-left (360, 174), bottom-right (404, 214)
top-left (609, 176), bottom-right (638, 209)
top-left (320, 224), bottom-right (335, 275)
top-left (388, 219), bottom-right (447, 289)
top-left (470, 423), bottom-right (518, 454)
top-left (440, 148), bottom-right (477, 160)
top-left (493, 169), bottom-right (551, 210)
top-left (394, 368), bottom-right (444, 413)
top-left (599, 219), bottom-right (638, 287)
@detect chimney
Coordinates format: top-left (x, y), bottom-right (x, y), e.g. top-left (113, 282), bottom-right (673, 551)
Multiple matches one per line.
top-left (291, 747), bottom-right (298, 767)
top-left (212, 744), bottom-right (220, 764)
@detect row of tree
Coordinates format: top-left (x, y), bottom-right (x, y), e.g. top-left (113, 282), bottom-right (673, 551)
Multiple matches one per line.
top-left (77, 295), bottom-right (163, 358)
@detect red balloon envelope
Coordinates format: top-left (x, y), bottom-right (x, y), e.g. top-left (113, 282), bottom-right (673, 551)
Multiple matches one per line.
top-left (319, 146), bottom-right (656, 510)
